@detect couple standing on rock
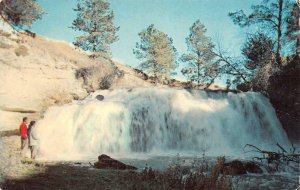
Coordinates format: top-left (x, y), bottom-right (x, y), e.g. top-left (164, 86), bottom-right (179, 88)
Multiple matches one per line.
top-left (19, 117), bottom-right (39, 159)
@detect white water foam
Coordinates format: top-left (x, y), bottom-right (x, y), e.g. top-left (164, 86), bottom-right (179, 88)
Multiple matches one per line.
top-left (36, 88), bottom-right (290, 160)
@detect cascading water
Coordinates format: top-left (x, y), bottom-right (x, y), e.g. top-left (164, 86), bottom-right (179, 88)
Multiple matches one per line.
top-left (36, 88), bottom-right (290, 160)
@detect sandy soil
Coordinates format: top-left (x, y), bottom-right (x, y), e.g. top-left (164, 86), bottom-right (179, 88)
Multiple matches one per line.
top-left (0, 135), bottom-right (150, 190)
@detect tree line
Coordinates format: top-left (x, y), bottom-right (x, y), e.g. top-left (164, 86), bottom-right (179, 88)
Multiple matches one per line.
top-left (0, 0), bottom-right (299, 91)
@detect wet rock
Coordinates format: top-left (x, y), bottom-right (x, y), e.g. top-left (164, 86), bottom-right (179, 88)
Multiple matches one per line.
top-left (221, 160), bottom-right (262, 175)
top-left (222, 160), bottom-right (246, 175)
top-left (95, 95), bottom-right (104, 101)
top-left (244, 161), bottom-right (263, 174)
top-left (93, 154), bottom-right (137, 170)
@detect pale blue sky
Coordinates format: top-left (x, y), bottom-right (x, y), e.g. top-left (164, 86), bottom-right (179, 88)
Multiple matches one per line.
top-left (32, 0), bottom-right (260, 82)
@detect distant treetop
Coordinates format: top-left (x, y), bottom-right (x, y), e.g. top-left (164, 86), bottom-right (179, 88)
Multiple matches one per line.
top-left (71, 0), bottom-right (119, 58)
top-left (0, 0), bottom-right (44, 29)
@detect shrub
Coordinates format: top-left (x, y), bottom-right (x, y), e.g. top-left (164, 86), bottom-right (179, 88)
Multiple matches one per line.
top-left (99, 74), bottom-right (114, 90)
top-left (252, 62), bottom-right (280, 94)
top-left (132, 156), bottom-right (232, 190)
top-left (99, 67), bottom-right (123, 89)
top-left (14, 45), bottom-right (28, 56)
top-left (75, 63), bottom-right (124, 91)
top-left (75, 67), bottom-right (94, 85)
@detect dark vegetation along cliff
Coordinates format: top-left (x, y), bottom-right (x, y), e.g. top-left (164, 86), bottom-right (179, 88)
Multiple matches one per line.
top-left (268, 56), bottom-right (300, 143)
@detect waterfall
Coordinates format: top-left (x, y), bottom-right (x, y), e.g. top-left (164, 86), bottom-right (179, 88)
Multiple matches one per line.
top-left (36, 88), bottom-right (290, 160)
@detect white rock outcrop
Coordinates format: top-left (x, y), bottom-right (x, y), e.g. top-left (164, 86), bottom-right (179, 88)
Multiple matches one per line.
top-left (0, 29), bottom-right (157, 131)
top-left (0, 30), bottom-right (101, 130)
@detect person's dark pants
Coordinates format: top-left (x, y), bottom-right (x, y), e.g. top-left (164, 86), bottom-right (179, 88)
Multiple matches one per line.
top-left (20, 137), bottom-right (28, 157)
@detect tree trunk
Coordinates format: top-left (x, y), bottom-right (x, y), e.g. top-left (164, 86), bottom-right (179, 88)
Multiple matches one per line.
top-left (276, 0), bottom-right (283, 65)
top-left (297, 9), bottom-right (300, 57)
top-left (91, 4), bottom-right (97, 59)
top-left (297, 38), bottom-right (300, 58)
top-left (92, 22), bottom-right (97, 59)
top-left (197, 61), bottom-right (200, 87)
top-left (197, 51), bottom-right (201, 87)
top-left (153, 51), bottom-right (157, 79)
top-left (153, 63), bottom-right (157, 79)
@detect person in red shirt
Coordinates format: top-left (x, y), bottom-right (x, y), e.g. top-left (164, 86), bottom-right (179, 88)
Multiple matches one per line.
top-left (19, 117), bottom-right (28, 156)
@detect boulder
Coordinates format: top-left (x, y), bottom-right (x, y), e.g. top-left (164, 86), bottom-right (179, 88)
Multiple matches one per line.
top-left (93, 154), bottom-right (137, 170)
top-left (221, 160), bottom-right (262, 175)
top-left (95, 95), bottom-right (104, 101)
top-left (222, 160), bottom-right (246, 175)
top-left (244, 161), bottom-right (263, 174)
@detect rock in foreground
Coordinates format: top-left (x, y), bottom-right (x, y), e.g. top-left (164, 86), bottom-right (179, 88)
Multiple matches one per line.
top-left (221, 160), bottom-right (263, 175)
top-left (93, 154), bottom-right (137, 170)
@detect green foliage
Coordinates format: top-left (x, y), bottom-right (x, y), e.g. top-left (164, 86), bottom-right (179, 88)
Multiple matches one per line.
top-left (234, 33), bottom-right (279, 93)
top-left (285, 2), bottom-right (300, 54)
top-left (181, 20), bottom-right (218, 87)
top-left (242, 33), bottom-right (275, 70)
top-left (228, 0), bottom-right (295, 64)
top-left (71, 0), bottom-right (119, 58)
top-left (228, 0), bottom-right (299, 92)
top-left (0, 0), bottom-right (44, 28)
top-left (133, 24), bottom-right (177, 79)
top-left (228, 2), bottom-right (280, 30)
top-left (236, 81), bottom-right (252, 92)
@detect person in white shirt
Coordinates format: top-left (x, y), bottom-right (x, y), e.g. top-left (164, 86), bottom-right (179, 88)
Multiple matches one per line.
top-left (28, 121), bottom-right (38, 159)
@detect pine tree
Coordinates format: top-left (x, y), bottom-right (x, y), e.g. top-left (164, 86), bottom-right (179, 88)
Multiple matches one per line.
top-left (0, 0), bottom-right (44, 29)
top-left (228, 0), bottom-right (294, 65)
top-left (181, 20), bottom-right (218, 87)
top-left (242, 33), bottom-right (275, 70)
top-left (285, 1), bottom-right (300, 55)
top-left (133, 24), bottom-right (177, 79)
top-left (71, 0), bottom-right (119, 58)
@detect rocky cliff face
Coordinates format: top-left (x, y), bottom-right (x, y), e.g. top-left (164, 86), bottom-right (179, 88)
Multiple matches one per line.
top-left (268, 56), bottom-right (300, 143)
top-left (0, 27), bottom-right (154, 131)
top-left (0, 30), bottom-right (91, 130)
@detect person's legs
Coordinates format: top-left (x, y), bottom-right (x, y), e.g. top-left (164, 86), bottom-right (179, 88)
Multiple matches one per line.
top-left (21, 138), bottom-right (28, 157)
top-left (31, 145), bottom-right (37, 159)
top-left (29, 146), bottom-right (33, 159)
top-left (20, 137), bottom-right (23, 149)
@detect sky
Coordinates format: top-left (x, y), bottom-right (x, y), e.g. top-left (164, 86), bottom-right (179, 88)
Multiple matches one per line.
top-left (32, 0), bottom-right (261, 82)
